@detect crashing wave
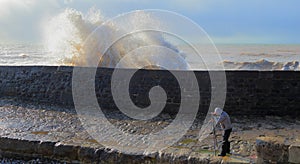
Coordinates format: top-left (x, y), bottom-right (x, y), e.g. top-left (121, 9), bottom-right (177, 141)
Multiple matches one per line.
top-left (43, 8), bottom-right (188, 70)
top-left (223, 59), bottom-right (299, 70)
top-left (282, 61), bottom-right (299, 70)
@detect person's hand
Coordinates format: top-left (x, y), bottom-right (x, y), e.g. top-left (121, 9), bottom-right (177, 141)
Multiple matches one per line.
top-left (209, 117), bottom-right (216, 123)
top-left (210, 112), bottom-right (216, 116)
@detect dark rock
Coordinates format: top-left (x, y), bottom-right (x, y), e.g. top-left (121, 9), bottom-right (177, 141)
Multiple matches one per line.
top-left (256, 137), bottom-right (289, 163)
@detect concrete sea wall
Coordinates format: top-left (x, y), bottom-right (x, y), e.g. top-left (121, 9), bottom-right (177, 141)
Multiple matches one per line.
top-left (0, 66), bottom-right (299, 116)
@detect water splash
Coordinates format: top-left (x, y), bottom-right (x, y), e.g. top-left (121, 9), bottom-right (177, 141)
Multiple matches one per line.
top-left (42, 8), bottom-right (299, 70)
top-left (222, 59), bottom-right (299, 70)
top-left (44, 8), bottom-right (188, 69)
top-left (44, 8), bottom-right (103, 65)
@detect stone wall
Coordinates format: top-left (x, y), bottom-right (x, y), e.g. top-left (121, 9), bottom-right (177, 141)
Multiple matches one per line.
top-left (0, 66), bottom-right (299, 116)
top-left (256, 137), bottom-right (300, 163)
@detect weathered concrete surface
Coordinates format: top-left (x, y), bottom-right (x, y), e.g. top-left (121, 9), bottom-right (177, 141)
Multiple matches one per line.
top-left (1, 66), bottom-right (300, 163)
top-left (256, 137), bottom-right (300, 163)
top-left (0, 99), bottom-right (213, 163)
top-left (0, 99), bottom-right (299, 163)
top-left (256, 137), bottom-right (289, 163)
top-left (289, 141), bottom-right (300, 163)
top-left (1, 66), bottom-right (300, 116)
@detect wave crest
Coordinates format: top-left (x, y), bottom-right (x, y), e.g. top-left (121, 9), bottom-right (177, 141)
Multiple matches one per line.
top-left (223, 59), bottom-right (299, 70)
top-left (44, 8), bottom-right (187, 69)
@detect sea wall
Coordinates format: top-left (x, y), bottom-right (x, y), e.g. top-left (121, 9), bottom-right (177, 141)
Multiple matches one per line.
top-left (0, 66), bottom-right (299, 116)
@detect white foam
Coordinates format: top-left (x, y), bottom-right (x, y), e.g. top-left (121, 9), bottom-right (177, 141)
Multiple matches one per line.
top-left (1, 8), bottom-right (299, 70)
top-left (43, 8), bottom-right (187, 70)
top-left (222, 59), bottom-right (299, 70)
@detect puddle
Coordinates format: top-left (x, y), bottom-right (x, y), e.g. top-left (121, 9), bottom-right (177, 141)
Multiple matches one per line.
top-left (31, 131), bottom-right (49, 135)
top-left (87, 139), bottom-right (99, 144)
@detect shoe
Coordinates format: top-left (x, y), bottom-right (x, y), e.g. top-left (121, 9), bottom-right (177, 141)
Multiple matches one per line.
top-left (218, 154), bottom-right (226, 157)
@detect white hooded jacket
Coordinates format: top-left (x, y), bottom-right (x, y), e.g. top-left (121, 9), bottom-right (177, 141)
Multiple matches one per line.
top-left (214, 108), bottom-right (232, 130)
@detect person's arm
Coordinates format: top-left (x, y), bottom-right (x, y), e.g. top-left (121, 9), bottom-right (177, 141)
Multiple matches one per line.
top-left (216, 114), bottom-right (225, 125)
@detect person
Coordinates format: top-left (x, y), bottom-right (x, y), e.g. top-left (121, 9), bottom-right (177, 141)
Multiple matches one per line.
top-left (212, 107), bottom-right (232, 156)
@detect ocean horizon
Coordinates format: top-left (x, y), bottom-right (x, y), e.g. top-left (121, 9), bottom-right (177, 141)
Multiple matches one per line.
top-left (1, 42), bottom-right (299, 71)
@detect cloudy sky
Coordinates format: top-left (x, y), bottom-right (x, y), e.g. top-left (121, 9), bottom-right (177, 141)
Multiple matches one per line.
top-left (0, 0), bottom-right (299, 44)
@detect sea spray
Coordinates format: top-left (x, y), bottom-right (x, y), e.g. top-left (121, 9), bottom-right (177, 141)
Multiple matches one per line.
top-left (12, 8), bottom-right (294, 70)
top-left (43, 8), bottom-right (188, 69)
top-left (44, 8), bottom-right (104, 65)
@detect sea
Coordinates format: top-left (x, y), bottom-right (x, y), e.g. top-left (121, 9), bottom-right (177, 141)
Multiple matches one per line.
top-left (0, 43), bottom-right (299, 70)
top-left (0, 8), bottom-right (299, 70)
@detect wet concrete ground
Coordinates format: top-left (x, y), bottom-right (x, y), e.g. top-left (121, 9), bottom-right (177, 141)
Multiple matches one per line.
top-left (0, 98), bottom-right (299, 163)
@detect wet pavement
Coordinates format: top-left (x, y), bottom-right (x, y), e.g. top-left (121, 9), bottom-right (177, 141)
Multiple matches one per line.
top-left (0, 98), bottom-right (299, 163)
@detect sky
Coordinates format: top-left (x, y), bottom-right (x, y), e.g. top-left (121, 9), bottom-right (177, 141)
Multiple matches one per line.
top-left (0, 0), bottom-right (299, 44)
